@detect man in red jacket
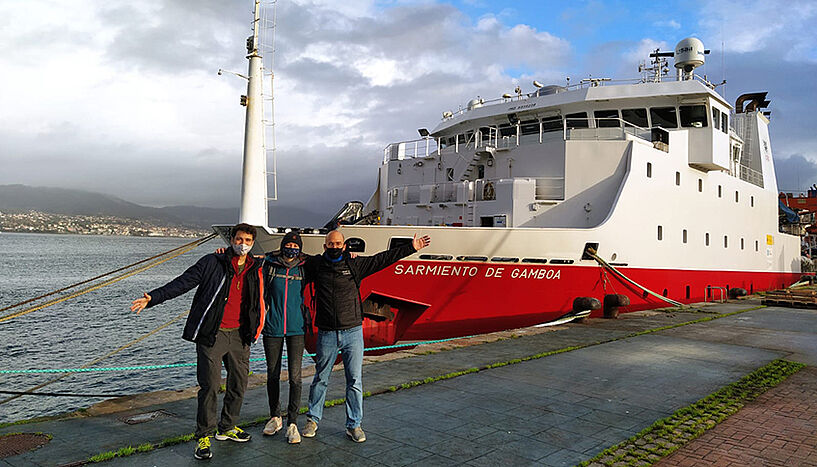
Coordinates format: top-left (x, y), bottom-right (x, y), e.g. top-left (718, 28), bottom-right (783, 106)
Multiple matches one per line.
top-left (131, 223), bottom-right (265, 461)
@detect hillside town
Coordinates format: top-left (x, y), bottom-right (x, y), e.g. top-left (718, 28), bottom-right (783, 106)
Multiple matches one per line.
top-left (0, 211), bottom-right (208, 237)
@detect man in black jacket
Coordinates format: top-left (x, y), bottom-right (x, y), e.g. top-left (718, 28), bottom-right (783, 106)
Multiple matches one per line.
top-left (301, 229), bottom-right (430, 443)
top-left (130, 223), bottom-right (265, 460)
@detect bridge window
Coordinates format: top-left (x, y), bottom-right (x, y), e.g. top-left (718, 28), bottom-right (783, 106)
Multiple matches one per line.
top-left (712, 107), bottom-right (721, 130)
top-left (446, 168), bottom-right (454, 181)
top-left (499, 123), bottom-right (515, 137)
top-left (622, 108), bottom-right (648, 128)
top-left (680, 105), bottom-right (708, 128)
top-left (721, 113), bottom-right (728, 133)
top-left (650, 107), bottom-right (678, 129)
top-left (542, 116), bottom-right (562, 132)
top-left (565, 112), bottom-right (589, 129)
top-left (594, 109), bottom-right (620, 128)
top-left (520, 119), bottom-right (539, 135)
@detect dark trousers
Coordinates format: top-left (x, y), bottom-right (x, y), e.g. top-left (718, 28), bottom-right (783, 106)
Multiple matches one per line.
top-left (195, 329), bottom-right (250, 438)
top-left (263, 335), bottom-right (304, 425)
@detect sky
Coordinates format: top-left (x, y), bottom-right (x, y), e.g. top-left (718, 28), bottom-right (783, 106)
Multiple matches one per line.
top-left (1, 0), bottom-right (815, 223)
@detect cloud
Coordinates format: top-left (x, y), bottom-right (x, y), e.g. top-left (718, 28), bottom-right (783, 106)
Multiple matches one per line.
top-left (697, 0), bottom-right (817, 61)
top-left (776, 154), bottom-right (817, 194)
top-left (653, 19), bottom-right (681, 30)
top-left (0, 0), bottom-right (575, 223)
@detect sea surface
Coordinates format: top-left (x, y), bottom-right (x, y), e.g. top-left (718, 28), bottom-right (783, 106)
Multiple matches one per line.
top-left (0, 232), bottom-right (298, 423)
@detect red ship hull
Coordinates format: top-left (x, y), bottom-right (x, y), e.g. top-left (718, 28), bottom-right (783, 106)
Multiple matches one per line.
top-left (305, 260), bottom-right (800, 354)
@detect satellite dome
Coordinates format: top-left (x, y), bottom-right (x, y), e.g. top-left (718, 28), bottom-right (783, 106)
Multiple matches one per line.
top-left (674, 37), bottom-right (705, 72)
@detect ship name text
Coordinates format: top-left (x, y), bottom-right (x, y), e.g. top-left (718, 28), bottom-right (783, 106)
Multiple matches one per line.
top-left (393, 264), bottom-right (561, 280)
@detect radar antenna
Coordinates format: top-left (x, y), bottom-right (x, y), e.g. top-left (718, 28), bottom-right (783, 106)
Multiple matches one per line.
top-left (639, 48), bottom-right (670, 83)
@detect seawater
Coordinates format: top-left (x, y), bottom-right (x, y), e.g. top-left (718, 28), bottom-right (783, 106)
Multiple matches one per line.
top-left (0, 232), bottom-right (301, 423)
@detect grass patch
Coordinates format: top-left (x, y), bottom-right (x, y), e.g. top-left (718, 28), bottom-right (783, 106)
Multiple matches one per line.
top-left (577, 359), bottom-right (805, 467)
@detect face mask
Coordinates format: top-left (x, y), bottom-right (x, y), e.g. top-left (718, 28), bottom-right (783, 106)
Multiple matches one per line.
top-left (324, 247), bottom-right (343, 260)
top-left (282, 247), bottom-right (300, 258)
top-left (232, 243), bottom-right (252, 256)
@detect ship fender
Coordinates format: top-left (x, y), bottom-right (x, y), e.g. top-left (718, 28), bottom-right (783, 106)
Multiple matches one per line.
top-left (603, 294), bottom-right (630, 319)
top-left (728, 288), bottom-right (748, 299)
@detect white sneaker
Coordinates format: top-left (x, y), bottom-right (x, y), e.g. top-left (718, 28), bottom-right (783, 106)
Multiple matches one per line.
top-left (286, 423), bottom-right (301, 444)
top-left (263, 416), bottom-right (283, 436)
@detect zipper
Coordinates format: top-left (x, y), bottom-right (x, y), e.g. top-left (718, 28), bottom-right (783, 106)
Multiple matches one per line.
top-left (192, 275), bottom-right (226, 340)
top-left (283, 265), bottom-right (289, 335)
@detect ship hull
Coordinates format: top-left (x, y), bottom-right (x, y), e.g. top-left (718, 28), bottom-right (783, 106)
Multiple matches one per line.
top-left (214, 224), bottom-right (801, 351)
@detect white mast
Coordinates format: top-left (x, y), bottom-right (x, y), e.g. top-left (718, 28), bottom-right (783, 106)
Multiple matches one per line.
top-left (238, 0), bottom-right (268, 226)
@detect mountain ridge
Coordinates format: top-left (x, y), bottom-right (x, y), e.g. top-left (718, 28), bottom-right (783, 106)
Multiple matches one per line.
top-left (0, 184), bottom-right (324, 228)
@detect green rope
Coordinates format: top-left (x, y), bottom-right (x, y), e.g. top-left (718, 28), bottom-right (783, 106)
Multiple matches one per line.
top-left (0, 335), bottom-right (475, 374)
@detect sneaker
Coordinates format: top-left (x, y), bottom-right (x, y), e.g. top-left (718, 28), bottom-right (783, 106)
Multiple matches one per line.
top-left (286, 423), bottom-right (301, 444)
top-left (215, 426), bottom-right (251, 442)
top-left (194, 436), bottom-right (212, 460)
top-left (346, 426), bottom-right (366, 443)
top-left (302, 419), bottom-right (318, 438)
top-left (263, 416), bottom-right (283, 436)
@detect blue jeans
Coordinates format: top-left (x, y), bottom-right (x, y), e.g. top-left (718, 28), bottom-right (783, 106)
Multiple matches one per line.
top-left (307, 326), bottom-right (364, 429)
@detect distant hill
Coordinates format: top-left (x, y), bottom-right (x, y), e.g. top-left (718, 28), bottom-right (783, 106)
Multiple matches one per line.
top-left (0, 185), bottom-right (325, 228)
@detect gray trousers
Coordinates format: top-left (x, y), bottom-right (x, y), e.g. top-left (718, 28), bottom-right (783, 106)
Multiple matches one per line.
top-left (195, 329), bottom-right (250, 438)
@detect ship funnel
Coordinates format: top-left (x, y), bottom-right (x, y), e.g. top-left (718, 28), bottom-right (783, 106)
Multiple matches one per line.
top-left (674, 37), bottom-right (705, 79)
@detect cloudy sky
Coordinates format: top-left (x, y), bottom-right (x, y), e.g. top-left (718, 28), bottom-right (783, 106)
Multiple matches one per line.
top-left (1, 0), bottom-right (815, 223)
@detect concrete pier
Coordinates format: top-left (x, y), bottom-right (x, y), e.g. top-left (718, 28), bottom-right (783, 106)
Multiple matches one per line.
top-left (2, 299), bottom-right (816, 466)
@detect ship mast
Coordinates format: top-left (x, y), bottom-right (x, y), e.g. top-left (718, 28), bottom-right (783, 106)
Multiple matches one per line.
top-left (238, 0), bottom-right (268, 226)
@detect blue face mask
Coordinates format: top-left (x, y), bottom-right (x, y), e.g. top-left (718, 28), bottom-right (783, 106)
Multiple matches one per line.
top-left (282, 247), bottom-right (300, 258)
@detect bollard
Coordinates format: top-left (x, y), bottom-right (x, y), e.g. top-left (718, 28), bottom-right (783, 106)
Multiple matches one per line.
top-left (603, 294), bottom-right (630, 319)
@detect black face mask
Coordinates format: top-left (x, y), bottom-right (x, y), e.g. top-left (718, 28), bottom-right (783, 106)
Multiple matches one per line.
top-left (325, 247), bottom-right (343, 260)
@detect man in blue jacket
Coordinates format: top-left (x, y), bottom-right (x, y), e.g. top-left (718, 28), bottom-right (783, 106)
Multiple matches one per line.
top-left (260, 231), bottom-right (309, 444)
top-left (130, 223), bottom-right (265, 460)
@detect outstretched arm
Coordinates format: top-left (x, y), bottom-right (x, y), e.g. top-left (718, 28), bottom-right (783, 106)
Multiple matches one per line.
top-left (130, 255), bottom-right (210, 313)
top-left (355, 234), bottom-right (431, 278)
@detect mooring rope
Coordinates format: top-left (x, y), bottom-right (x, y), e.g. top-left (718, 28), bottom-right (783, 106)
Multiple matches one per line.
top-left (0, 235), bottom-right (216, 324)
top-left (585, 247), bottom-right (684, 308)
top-left (0, 309), bottom-right (190, 405)
top-left (0, 335), bottom-right (476, 375)
top-left (0, 234), bottom-right (216, 316)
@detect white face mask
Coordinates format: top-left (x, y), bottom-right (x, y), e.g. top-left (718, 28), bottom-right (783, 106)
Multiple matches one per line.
top-left (232, 243), bottom-right (252, 256)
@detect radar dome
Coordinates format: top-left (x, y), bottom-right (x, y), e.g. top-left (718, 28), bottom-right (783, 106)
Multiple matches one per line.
top-left (674, 37), bottom-right (705, 71)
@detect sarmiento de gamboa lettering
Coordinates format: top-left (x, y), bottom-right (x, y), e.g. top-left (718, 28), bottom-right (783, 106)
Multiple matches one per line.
top-left (394, 264), bottom-right (561, 280)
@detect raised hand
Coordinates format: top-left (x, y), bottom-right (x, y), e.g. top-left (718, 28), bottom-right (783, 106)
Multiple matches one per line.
top-left (130, 292), bottom-right (151, 314)
top-left (412, 234), bottom-right (431, 251)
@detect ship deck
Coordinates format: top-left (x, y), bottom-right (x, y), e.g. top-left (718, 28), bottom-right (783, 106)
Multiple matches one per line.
top-left (3, 299), bottom-right (817, 466)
